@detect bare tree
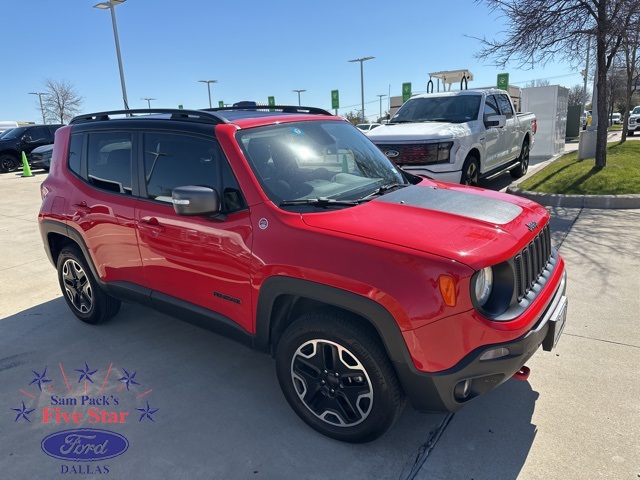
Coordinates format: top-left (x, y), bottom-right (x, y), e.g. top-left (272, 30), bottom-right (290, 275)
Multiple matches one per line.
top-left (475, 0), bottom-right (640, 167)
top-left (525, 79), bottom-right (551, 88)
top-left (343, 110), bottom-right (363, 125)
top-left (568, 84), bottom-right (591, 106)
top-left (42, 79), bottom-right (83, 124)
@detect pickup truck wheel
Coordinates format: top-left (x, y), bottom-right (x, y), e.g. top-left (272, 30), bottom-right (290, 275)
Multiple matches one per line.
top-left (461, 155), bottom-right (479, 186)
top-left (275, 310), bottom-right (405, 443)
top-left (57, 246), bottom-right (121, 324)
top-left (510, 141), bottom-right (530, 178)
top-left (0, 154), bottom-right (19, 173)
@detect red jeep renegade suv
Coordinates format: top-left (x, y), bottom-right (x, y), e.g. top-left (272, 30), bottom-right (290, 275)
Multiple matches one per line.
top-left (39, 106), bottom-right (567, 443)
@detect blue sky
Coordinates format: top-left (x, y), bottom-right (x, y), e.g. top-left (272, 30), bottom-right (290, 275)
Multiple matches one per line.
top-left (2, 0), bottom-right (586, 123)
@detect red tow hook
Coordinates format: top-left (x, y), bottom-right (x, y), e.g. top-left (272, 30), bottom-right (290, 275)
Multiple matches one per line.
top-left (513, 366), bottom-right (531, 381)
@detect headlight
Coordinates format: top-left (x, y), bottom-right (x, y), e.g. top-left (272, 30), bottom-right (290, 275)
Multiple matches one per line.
top-left (474, 267), bottom-right (493, 307)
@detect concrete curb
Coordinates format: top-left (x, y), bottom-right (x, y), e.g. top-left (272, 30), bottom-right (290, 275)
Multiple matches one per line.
top-left (506, 186), bottom-right (640, 209)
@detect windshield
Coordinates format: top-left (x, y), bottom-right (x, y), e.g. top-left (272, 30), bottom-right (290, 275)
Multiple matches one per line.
top-left (0, 129), bottom-right (15, 138)
top-left (391, 95), bottom-right (482, 124)
top-left (237, 120), bottom-right (407, 207)
top-left (1, 127), bottom-right (28, 139)
top-left (633, 107), bottom-right (640, 115)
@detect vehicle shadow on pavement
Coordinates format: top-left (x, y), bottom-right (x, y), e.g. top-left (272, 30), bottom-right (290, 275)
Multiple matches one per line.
top-left (415, 379), bottom-right (538, 480)
top-left (1, 298), bottom-right (452, 480)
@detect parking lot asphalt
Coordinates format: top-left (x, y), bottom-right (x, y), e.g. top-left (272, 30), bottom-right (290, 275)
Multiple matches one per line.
top-left (1, 162), bottom-right (639, 480)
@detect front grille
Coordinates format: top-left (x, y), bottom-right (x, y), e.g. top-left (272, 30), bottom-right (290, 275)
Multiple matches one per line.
top-left (374, 143), bottom-right (447, 166)
top-left (513, 224), bottom-right (552, 302)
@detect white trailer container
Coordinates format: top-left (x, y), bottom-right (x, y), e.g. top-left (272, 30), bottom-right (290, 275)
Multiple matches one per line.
top-left (521, 85), bottom-right (568, 157)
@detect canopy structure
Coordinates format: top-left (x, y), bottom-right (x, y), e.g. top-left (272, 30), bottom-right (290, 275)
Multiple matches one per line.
top-left (427, 70), bottom-right (474, 92)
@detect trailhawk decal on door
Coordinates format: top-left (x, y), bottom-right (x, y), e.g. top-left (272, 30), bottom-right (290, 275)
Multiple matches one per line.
top-left (9, 362), bottom-right (159, 476)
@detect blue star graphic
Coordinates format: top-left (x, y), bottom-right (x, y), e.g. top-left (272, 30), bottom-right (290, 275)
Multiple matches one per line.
top-left (75, 362), bottom-right (98, 383)
top-left (117, 369), bottom-right (140, 391)
top-left (136, 401), bottom-right (159, 422)
top-left (12, 401), bottom-right (35, 423)
top-left (29, 367), bottom-right (52, 391)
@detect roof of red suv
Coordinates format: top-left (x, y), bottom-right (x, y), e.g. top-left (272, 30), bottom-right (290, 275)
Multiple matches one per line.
top-left (70, 106), bottom-right (336, 131)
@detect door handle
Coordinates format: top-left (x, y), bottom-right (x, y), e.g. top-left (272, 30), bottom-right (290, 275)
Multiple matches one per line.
top-left (139, 217), bottom-right (165, 236)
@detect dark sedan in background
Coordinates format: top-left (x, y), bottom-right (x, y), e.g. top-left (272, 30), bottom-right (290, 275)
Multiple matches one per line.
top-left (28, 144), bottom-right (54, 171)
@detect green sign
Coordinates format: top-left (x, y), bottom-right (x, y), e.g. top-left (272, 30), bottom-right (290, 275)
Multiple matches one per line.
top-left (497, 73), bottom-right (509, 91)
top-left (178, 104), bottom-right (183, 109)
top-left (402, 82), bottom-right (412, 103)
top-left (218, 100), bottom-right (224, 108)
top-left (331, 90), bottom-right (339, 109)
top-left (268, 96), bottom-right (276, 106)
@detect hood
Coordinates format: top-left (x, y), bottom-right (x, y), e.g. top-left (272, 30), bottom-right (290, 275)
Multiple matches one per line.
top-left (366, 122), bottom-right (474, 143)
top-left (301, 184), bottom-right (549, 269)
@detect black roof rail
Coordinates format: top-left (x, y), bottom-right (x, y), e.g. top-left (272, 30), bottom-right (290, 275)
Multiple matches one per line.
top-left (204, 105), bottom-right (333, 116)
top-left (70, 108), bottom-right (229, 125)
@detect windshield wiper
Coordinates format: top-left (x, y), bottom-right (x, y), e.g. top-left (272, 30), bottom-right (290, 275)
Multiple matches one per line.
top-left (279, 197), bottom-right (363, 207)
top-left (357, 182), bottom-right (407, 201)
top-left (388, 119), bottom-right (414, 124)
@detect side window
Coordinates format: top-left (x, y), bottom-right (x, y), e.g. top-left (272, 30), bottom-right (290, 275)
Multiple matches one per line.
top-left (48, 126), bottom-right (62, 138)
top-left (496, 95), bottom-right (514, 118)
top-left (87, 132), bottom-right (133, 194)
top-left (26, 127), bottom-right (47, 141)
top-left (483, 95), bottom-right (500, 122)
top-left (68, 134), bottom-right (82, 176)
top-left (143, 133), bottom-right (246, 212)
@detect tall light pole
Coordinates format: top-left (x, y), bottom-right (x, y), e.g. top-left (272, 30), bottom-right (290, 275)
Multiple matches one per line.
top-left (141, 97), bottom-right (155, 108)
top-left (29, 92), bottom-right (46, 124)
top-left (199, 80), bottom-right (218, 108)
top-left (376, 94), bottom-right (386, 121)
top-left (94, 0), bottom-right (129, 110)
top-left (348, 56), bottom-right (374, 122)
top-left (293, 89), bottom-right (306, 106)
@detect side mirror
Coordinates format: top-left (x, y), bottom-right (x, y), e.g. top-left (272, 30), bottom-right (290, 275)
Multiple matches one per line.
top-left (485, 115), bottom-right (506, 128)
top-left (172, 186), bottom-right (220, 216)
top-left (21, 135), bottom-right (32, 142)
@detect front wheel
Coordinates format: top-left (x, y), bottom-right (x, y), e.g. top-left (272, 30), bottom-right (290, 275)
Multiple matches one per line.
top-left (57, 246), bottom-right (121, 324)
top-left (275, 310), bottom-right (405, 443)
top-left (510, 141), bottom-right (530, 178)
top-left (0, 154), bottom-right (20, 173)
top-left (461, 155), bottom-right (479, 186)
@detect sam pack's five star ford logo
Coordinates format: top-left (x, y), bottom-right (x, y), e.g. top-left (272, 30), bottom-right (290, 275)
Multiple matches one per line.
top-left (10, 361), bottom-right (159, 476)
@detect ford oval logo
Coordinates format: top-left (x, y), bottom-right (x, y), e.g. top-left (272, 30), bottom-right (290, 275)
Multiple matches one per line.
top-left (41, 428), bottom-right (129, 462)
top-left (385, 150), bottom-right (400, 158)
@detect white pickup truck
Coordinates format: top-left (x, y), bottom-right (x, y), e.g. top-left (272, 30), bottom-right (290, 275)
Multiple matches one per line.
top-left (367, 89), bottom-right (537, 185)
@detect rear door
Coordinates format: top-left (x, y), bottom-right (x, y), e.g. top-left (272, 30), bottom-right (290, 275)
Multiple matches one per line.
top-left (65, 130), bottom-right (145, 285)
top-left (495, 93), bottom-right (520, 163)
top-left (134, 130), bottom-right (254, 332)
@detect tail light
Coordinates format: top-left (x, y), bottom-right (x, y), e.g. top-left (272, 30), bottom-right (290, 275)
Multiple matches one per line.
top-left (40, 183), bottom-right (50, 200)
top-left (533, 118), bottom-right (538, 135)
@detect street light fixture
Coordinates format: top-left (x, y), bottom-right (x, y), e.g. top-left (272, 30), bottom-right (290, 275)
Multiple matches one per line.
top-left (348, 56), bottom-right (375, 122)
top-left (29, 92), bottom-right (47, 124)
top-left (292, 89), bottom-right (306, 106)
top-left (141, 97), bottom-right (156, 108)
top-left (198, 80), bottom-right (218, 108)
top-left (93, 0), bottom-right (129, 110)
top-left (376, 94), bottom-right (386, 121)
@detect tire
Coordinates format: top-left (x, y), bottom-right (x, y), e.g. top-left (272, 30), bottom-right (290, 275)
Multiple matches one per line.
top-left (461, 155), bottom-right (479, 186)
top-left (0, 154), bottom-right (20, 173)
top-left (56, 246), bottom-right (121, 324)
top-left (275, 309), bottom-right (405, 443)
top-left (510, 140), bottom-right (530, 178)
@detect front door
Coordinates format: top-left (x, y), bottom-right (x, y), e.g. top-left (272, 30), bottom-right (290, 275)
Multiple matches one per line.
top-left (134, 131), bottom-right (254, 332)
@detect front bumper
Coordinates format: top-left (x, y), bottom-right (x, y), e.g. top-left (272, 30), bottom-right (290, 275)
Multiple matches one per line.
top-left (397, 268), bottom-right (567, 412)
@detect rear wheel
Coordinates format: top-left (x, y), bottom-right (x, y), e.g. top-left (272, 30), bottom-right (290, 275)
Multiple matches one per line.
top-left (0, 154), bottom-right (20, 173)
top-left (57, 246), bottom-right (121, 324)
top-left (510, 140), bottom-right (530, 178)
top-left (275, 309), bottom-right (405, 443)
top-left (461, 155), bottom-right (479, 186)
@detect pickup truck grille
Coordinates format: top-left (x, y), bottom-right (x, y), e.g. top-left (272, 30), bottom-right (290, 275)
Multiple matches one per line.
top-left (513, 224), bottom-right (552, 302)
top-left (374, 143), bottom-right (448, 166)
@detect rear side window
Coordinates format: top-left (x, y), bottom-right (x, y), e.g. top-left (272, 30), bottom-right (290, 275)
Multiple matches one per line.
top-left (142, 132), bottom-right (245, 212)
top-left (496, 94), bottom-right (514, 118)
top-left (68, 134), bottom-right (82, 175)
top-left (87, 132), bottom-right (133, 194)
